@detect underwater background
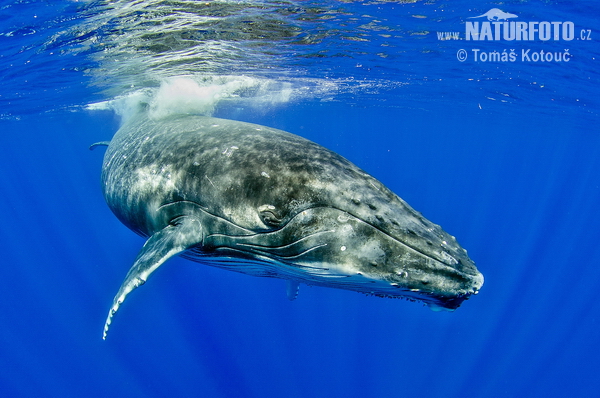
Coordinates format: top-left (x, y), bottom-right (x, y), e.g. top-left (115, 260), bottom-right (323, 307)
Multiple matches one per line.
top-left (0, 1), bottom-right (598, 397)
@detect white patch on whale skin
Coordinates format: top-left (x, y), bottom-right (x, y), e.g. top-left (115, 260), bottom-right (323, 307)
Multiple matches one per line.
top-left (337, 214), bottom-right (350, 223)
top-left (131, 165), bottom-right (180, 194)
top-left (222, 146), bottom-right (239, 157)
top-left (440, 250), bottom-right (459, 266)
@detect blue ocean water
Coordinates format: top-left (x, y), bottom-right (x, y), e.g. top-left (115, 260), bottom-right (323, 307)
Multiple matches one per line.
top-left (1, 1), bottom-right (599, 397)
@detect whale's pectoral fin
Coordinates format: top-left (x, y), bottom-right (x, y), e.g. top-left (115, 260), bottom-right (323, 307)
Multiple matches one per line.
top-left (103, 216), bottom-right (203, 339)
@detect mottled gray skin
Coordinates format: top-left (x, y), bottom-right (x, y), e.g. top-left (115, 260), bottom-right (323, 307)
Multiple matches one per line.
top-left (99, 113), bottom-right (483, 338)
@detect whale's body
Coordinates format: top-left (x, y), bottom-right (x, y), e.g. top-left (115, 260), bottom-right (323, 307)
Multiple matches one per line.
top-left (97, 114), bottom-right (483, 338)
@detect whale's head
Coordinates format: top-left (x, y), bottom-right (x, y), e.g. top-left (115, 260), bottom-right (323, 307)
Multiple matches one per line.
top-left (199, 202), bottom-right (483, 310)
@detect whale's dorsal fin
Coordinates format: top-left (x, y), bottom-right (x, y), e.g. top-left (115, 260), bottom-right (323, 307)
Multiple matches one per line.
top-left (89, 141), bottom-right (111, 151)
top-left (286, 280), bottom-right (300, 301)
top-left (103, 216), bottom-right (203, 339)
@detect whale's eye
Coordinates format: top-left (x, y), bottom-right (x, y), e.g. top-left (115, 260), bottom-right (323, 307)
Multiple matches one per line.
top-left (168, 216), bottom-right (186, 226)
top-left (261, 211), bottom-right (282, 227)
top-left (257, 204), bottom-right (283, 227)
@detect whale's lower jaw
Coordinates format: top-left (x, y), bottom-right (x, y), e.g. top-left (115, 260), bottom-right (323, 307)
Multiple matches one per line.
top-left (181, 250), bottom-right (481, 311)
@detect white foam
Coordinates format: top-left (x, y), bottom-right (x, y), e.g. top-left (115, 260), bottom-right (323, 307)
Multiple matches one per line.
top-left (150, 77), bottom-right (227, 119)
top-left (87, 75), bottom-right (295, 125)
top-left (87, 89), bottom-right (152, 124)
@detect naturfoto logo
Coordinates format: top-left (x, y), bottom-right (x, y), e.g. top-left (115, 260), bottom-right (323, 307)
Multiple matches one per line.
top-left (468, 8), bottom-right (517, 22)
top-left (466, 8), bottom-right (575, 41)
top-left (436, 8), bottom-right (591, 62)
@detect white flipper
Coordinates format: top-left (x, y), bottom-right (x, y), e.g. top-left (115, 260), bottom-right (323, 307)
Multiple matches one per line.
top-left (103, 217), bottom-right (203, 339)
top-left (286, 280), bottom-right (300, 301)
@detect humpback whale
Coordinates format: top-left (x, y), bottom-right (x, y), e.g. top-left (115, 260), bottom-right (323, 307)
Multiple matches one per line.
top-left (95, 113), bottom-right (483, 339)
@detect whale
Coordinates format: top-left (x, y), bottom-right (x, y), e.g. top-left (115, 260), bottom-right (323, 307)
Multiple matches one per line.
top-left (94, 113), bottom-right (484, 339)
